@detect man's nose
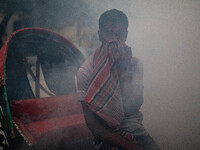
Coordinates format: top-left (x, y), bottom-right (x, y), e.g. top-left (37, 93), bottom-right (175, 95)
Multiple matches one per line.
top-left (111, 33), bottom-right (118, 39)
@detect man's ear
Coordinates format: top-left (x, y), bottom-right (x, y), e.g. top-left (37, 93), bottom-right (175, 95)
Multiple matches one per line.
top-left (98, 30), bottom-right (102, 42)
top-left (124, 30), bottom-right (128, 41)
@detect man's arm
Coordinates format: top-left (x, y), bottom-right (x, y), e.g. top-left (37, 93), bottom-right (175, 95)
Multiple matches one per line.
top-left (76, 61), bottom-right (143, 150)
top-left (81, 102), bottom-right (143, 150)
top-left (120, 59), bottom-right (144, 114)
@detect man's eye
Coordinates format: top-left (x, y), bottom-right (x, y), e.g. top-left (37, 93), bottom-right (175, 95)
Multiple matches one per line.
top-left (104, 32), bottom-right (112, 37)
top-left (117, 31), bottom-right (123, 36)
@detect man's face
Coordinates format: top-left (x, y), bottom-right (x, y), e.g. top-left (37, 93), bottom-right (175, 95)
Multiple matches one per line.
top-left (98, 22), bottom-right (128, 45)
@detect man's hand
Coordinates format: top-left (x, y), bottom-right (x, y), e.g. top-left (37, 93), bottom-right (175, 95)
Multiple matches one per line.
top-left (81, 102), bottom-right (143, 150)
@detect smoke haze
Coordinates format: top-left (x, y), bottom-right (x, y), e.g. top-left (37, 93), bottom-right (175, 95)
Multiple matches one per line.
top-left (85, 0), bottom-right (200, 149)
top-left (2, 0), bottom-right (200, 149)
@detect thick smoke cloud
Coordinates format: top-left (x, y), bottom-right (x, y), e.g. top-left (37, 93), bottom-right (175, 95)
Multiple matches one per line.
top-left (4, 0), bottom-right (200, 149)
top-left (82, 0), bottom-right (200, 150)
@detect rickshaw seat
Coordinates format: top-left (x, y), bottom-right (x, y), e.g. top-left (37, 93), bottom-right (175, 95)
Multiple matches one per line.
top-left (10, 95), bottom-right (82, 123)
top-left (10, 95), bottom-right (91, 147)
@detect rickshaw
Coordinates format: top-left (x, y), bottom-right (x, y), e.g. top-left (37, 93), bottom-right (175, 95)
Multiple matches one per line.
top-left (0, 28), bottom-right (93, 150)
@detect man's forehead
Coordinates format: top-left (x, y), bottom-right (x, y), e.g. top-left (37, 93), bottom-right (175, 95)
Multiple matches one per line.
top-left (102, 22), bottom-right (125, 30)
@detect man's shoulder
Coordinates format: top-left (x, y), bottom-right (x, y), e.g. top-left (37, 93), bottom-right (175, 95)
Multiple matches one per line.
top-left (131, 57), bottom-right (143, 69)
top-left (131, 57), bottom-right (143, 81)
top-left (77, 52), bottom-right (95, 79)
top-left (80, 52), bottom-right (94, 69)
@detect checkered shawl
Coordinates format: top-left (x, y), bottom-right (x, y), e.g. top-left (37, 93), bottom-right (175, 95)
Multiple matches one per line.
top-left (85, 40), bottom-right (133, 129)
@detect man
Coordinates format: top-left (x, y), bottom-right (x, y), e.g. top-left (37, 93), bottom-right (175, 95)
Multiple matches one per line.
top-left (76, 9), bottom-right (160, 150)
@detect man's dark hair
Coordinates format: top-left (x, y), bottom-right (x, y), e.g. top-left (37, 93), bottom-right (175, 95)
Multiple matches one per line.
top-left (99, 9), bottom-right (128, 30)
